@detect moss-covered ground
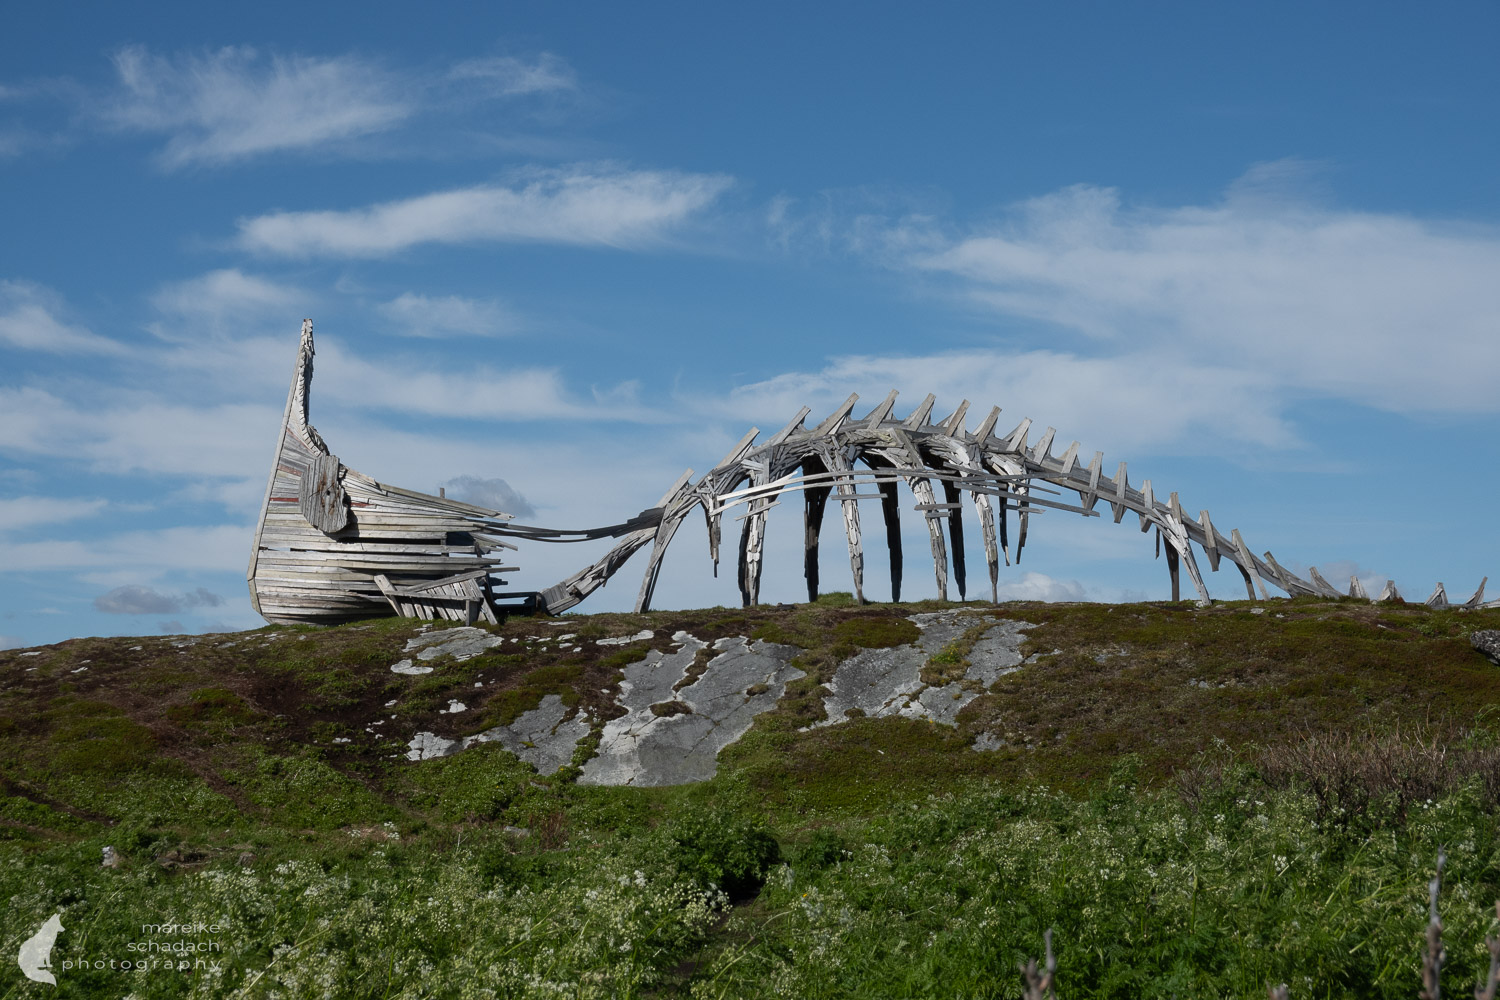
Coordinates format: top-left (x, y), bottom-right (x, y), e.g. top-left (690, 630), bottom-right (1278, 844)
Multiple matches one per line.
top-left (2, 596), bottom-right (1499, 997)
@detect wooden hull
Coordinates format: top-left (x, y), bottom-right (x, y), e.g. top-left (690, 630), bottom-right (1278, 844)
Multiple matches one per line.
top-left (248, 321), bottom-right (517, 625)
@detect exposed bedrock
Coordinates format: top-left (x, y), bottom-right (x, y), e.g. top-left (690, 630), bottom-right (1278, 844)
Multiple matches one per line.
top-left (579, 632), bottom-right (805, 787)
top-left (401, 614), bottom-right (1040, 785)
top-left (815, 610), bottom-right (1037, 727)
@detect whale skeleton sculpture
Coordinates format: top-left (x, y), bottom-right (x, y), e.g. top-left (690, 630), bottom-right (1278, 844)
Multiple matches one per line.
top-left (249, 321), bottom-right (1495, 625)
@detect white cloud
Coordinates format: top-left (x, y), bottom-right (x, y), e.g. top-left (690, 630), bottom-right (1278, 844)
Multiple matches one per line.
top-left (100, 45), bottom-right (412, 167)
top-left (236, 166), bottom-right (733, 257)
top-left (441, 475), bottom-right (536, 517)
top-left (907, 163), bottom-right (1500, 416)
top-left (0, 281), bottom-right (128, 354)
top-left (94, 584), bottom-right (223, 614)
top-left (449, 53), bottom-right (576, 96)
top-left (706, 348), bottom-right (1296, 457)
top-left (149, 269), bottom-right (304, 339)
top-left (0, 523), bottom-right (248, 574)
top-left (0, 635), bottom-right (24, 650)
top-left (994, 571), bottom-right (1089, 603)
top-left (0, 495), bottom-right (107, 531)
top-left (378, 292), bottom-right (518, 337)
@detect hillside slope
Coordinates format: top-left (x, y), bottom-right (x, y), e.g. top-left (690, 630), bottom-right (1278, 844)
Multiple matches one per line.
top-left (4, 596), bottom-right (1500, 998)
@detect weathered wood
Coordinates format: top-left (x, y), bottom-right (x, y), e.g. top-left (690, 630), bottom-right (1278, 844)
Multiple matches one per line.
top-left (1307, 567), bottom-right (1344, 599)
top-left (942, 476), bottom-right (966, 593)
top-left (1462, 577), bottom-right (1488, 609)
top-left (1348, 575), bottom-right (1369, 600)
top-left (1426, 582), bottom-right (1449, 608)
top-left (1377, 580), bottom-right (1401, 602)
top-left (910, 477), bottom-right (949, 600)
top-left (1230, 529), bottom-right (1263, 600)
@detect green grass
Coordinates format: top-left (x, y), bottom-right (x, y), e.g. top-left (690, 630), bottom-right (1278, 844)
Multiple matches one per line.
top-left (2, 598), bottom-right (1500, 997)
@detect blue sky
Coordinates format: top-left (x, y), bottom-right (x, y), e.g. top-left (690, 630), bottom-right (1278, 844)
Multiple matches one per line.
top-left (3, 2), bottom-right (1498, 647)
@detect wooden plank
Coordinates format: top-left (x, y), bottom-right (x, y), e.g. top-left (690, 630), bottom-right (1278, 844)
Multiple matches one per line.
top-left (1348, 575), bottom-right (1369, 600)
top-left (1138, 479), bottom-right (1155, 533)
top-left (1198, 510), bottom-right (1221, 571)
top-left (910, 477), bottom-right (949, 601)
top-left (861, 389), bottom-right (900, 427)
top-left (299, 453), bottom-right (348, 534)
top-left (939, 399), bottom-right (970, 436)
top-left (1462, 577), bottom-right (1488, 609)
top-left (1000, 417), bottom-right (1031, 453)
top-left (901, 393), bottom-right (937, 430)
top-left (1111, 462), bottom-right (1129, 523)
top-left (1425, 582), bottom-right (1449, 608)
top-left (1307, 567), bottom-right (1344, 599)
top-left (811, 393), bottom-right (860, 436)
top-left (1029, 426), bottom-right (1057, 464)
top-left (943, 478), bottom-right (967, 599)
top-left (973, 406), bottom-right (1002, 442)
top-left (1230, 529), bottom-right (1263, 600)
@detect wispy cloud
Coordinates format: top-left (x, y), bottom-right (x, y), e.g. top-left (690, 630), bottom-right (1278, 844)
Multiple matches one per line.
top-left (99, 45), bottom-right (413, 168)
top-left (0, 495), bottom-right (107, 531)
top-left (903, 162), bottom-right (1500, 416)
top-left (94, 584), bottom-right (223, 615)
top-left (0, 281), bottom-right (128, 354)
top-left (149, 268), bottom-right (305, 339)
top-left (449, 53), bottom-right (576, 97)
top-left (378, 292), bottom-right (519, 337)
top-left (84, 45), bottom-right (584, 169)
top-left (706, 348), bottom-right (1296, 457)
top-left (236, 166), bottom-right (733, 256)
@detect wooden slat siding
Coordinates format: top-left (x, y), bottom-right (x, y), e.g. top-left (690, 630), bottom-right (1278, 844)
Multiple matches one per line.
top-left (248, 319), bottom-right (319, 613)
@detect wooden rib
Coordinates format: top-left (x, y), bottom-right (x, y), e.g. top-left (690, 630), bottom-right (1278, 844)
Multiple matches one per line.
top-left (910, 477), bottom-right (949, 600)
top-left (1029, 426), bottom-right (1057, 464)
top-left (901, 394), bottom-right (937, 430)
top-left (1348, 575), bottom-right (1369, 600)
top-left (1377, 580), bottom-right (1402, 602)
top-left (861, 389), bottom-right (900, 427)
top-left (1462, 577), bottom-right (1488, 609)
top-left (1425, 583), bottom-right (1449, 609)
top-left (1111, 462), bottom-right (1129, 523)
top-left (1306, 567), bottom-right (1344, 599)
top-left (1000, 417), bottom-right (1031, 452)
top-left (1198, 510), bottom-right (1221, 571)
top-left (1230, 529), bottom-right (1263, 600)
top-left (812, 393), bottom-right (860, 436)
top-left (939, 400), bottom-right (971, 436)
top-left (974, 405), bottom-right (1002, 442)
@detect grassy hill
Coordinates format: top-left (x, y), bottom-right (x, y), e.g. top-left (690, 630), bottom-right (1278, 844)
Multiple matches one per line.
top-left (4, 596), bottom-right (1500, 998)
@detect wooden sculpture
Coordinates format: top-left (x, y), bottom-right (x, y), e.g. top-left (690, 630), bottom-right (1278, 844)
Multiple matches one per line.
top-left (249, 321), bottom-right (1493, 624)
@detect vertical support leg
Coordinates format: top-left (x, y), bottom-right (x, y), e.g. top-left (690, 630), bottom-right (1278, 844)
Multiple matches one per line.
top-left (910, 477), bottom-right (948, 601)
top-left (878, 478), bottom-right (903, 602)
top-left (942, 479), bottom-right (967, 600)
top-left (804, 484), bottom-right (831, 603)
